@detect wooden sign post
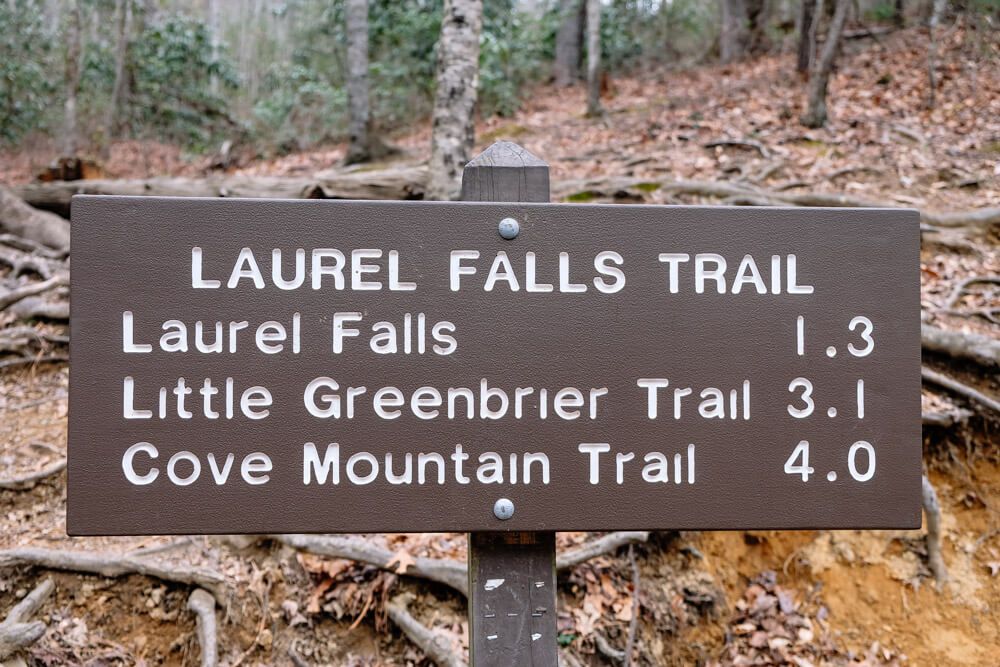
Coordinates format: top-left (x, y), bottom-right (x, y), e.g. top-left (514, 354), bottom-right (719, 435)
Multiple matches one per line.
top-left (461, 142), bottom-right (559, 666)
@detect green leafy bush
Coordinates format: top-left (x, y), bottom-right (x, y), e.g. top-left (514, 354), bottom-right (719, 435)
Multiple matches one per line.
top-left (127, 14), bottom-right (239, 149)
top-left (0, 0), bottom-right (56, 145)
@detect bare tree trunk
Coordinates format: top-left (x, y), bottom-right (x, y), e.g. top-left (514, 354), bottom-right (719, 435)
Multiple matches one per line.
top-left (427, 0), bottom-right (483, 201)
top-left (796, 0), bottom-right (816, 73)
top-left (208, 0), bottom-right (220, 94)
top-left (554, 0), bottom-right (582, 87)
top-left (345, 0), bottom-right (378, 164)
top-left (62, 0), bottom-right (82, 157)
top-left (105, 0), bottom-right (131, 144)
top-left (800, 0), bottom-right (849, 128)
top-left (746, 0), bottom-right (770, 54)
top-left (585, 0), bottom-right (601, 116)
top-left (926, 0), bottom-right (947, 108)
top-left (894, 0), bottom-right (905, 28)
top-left (720, 0), bottom-right (749, 64)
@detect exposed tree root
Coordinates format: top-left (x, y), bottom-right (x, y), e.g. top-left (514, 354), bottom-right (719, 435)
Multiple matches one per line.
top-left (940, 276), bottom-right (1000, 324)
top-left (0, 186), bottom-right (70, 250)
top-left (0, 234), bottom-right (67, 260)
top-left (276, 531), bottom-right (651, 600)
top-left (272, 534), bottom-right (468, 596)
top-left (187, 589), bottom-right (218, 667)
top-left (0, 244), bottom-right (65, 280)
top-left (0, 275), bottom-right (68, 311)
top-left (624, 544), bottom-right (640, 667)
top-left (922, 476), bottom-right (948, 589)
top-left (704, 139), bottom-right (770, 158)
top-left (6, 298), bottom-right (69, 321)
top-left (0, 578), bottom-right (54, 660)
top-left (923, 206), bottom-right (1000, 229)
top-left (0, 354), bottom-right (69, 371)
top-left (386, 592), bottom-right (466, 667)
top-left (0, 327), bottom-right (69, 351)
top-left (921, 323), bottom-right (1000, 367)
top-left (0, 548), bottom-right (226, 602)
top-left (557, 531), bottom-right (650, 571)
top-left (594, 632), bottom-right (625, 663)
top-left (0, 458), bottom-right (66, 490)
top-left (921, 366), bottom-right (1000, 414)
top-left (922, 408), bottom-right (973, 428)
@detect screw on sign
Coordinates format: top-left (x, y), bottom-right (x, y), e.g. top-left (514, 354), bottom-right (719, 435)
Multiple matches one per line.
top-left (67, 141), bottom-right (921, 667)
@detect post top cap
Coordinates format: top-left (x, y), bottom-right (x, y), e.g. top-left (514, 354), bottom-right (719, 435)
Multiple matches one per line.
top-left (466, 141), bottom-right (548, 169)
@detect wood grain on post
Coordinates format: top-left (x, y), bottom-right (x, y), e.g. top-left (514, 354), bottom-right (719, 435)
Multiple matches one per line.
top-left (461, 141), bottom-right (558, 667)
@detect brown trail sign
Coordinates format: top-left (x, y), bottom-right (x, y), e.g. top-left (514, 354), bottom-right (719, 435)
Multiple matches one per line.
top-left (68, 141), bottom-right (921, 665)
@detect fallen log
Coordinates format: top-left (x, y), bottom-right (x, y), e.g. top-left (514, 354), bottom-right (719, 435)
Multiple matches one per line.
top-left (0, 186), bottom-right (70, 250)
top-left (15, 173), bottom-right (1000, 232)
top-left (554, 178), bottom-right (1000, 230)
top-left (12, 165), bottom-right (428, 216)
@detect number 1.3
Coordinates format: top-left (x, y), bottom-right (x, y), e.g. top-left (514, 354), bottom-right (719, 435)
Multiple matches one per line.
top-left (796, 315), bottom-right (876, 357)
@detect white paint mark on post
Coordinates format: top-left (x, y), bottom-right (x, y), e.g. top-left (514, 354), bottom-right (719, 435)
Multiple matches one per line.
top-left (484, 578), bottom-right (505, 591)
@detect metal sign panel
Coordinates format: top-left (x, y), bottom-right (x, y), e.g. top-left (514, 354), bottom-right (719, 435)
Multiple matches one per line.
top-left (68, 196), bottom-right (921, 534)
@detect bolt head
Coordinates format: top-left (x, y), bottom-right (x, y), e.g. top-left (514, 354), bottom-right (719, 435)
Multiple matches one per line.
top-left (493, 497), bottom-right (515, 520)
top-left (498, 217), bottom-right (519, 240)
